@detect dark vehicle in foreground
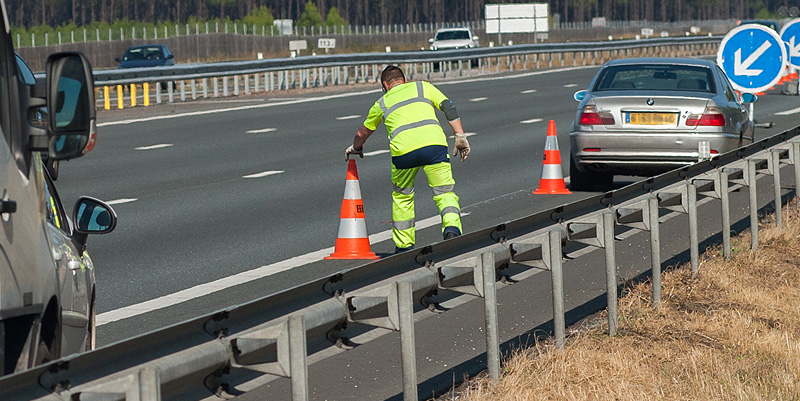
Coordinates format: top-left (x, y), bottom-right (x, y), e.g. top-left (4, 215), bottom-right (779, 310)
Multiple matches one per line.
top-left (116, 44), bottom-right (174, 69)
top-left (569, 58), bottom-right (756, 191)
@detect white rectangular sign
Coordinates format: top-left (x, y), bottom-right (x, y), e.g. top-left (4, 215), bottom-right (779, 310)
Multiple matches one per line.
top-left (289, 40), bottom-right (307, 51)
top-left (485, 3), bottom-right (549, 34)
top-left (317, 38), bottom-right (336, 49)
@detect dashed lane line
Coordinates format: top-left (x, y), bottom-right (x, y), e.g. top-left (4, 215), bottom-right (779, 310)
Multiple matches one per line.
top-left (135, 144), bottom-right (173, 150)
top-left (242, 170), bottom-right (285, 179)
top-left (106, 198), bottom-right (138, 205)
top-left (775, 107), bottom-right (800, 116)
top-left (520, 118), bottom-right (544, 124)
top-left (336, 115), bottom-right (362, 120)
top-left (246, 128), bottom-right (277, 133)
top-left (364, 150), bottom-right (390, 156)
top-left (521, 89), bottom-right (538, 94)
top-left (563, 84), bottom-right (578, 88)
top-left (470, 97), bottom-right (488, 102)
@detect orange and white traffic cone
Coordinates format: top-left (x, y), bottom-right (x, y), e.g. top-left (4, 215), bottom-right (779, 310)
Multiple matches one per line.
top-left (533, 120), bottom-right (572, 195)
top-left (326, 159), bottom-right (379, 260)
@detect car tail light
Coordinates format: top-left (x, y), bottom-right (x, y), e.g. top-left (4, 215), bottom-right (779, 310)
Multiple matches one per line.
top-left (686, 106), bottom-right (725, 126)
top-left (579, 105), bottom-right (615, 125)
top-left (583, 148), bottom-right (601, 152)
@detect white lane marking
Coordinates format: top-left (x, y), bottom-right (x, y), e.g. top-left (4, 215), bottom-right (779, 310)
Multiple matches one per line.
top-left (470, 97), bottom-right (488, 102)
top-left (97, 66), bottom-right (597, 127)
top-left (364, 150), bottom-right (390, 156)
top-left (96, 212), bottom-right (470, 325)
top-left (243, 170), bottom-right (285, 179)
top-left (775, 107), bottom-right (800, 116)
top-left (135, 144), bottom-right (173, 150)
top-left (336, 115), bottom-right (361, 120)
top-left (246, 127), bottom-right (277, 134)
top-left (449, 132), bottom-right (477, 138)
top-left (520, 118), bottom-right (544, 124)
top-left (106, 198), bottom-right (137, 205)
top-left (521, 89), bottom-right (538, 94)
top-left (564, 84), bottom-right (578, 88)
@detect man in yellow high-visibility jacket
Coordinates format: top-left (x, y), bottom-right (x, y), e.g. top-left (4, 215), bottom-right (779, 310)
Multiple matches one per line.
top-left (345, 65), bottom-right (470, 253)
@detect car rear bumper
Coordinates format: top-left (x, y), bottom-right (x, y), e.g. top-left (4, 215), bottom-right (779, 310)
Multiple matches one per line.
top-left (569, 130), bottom-right (747, 176)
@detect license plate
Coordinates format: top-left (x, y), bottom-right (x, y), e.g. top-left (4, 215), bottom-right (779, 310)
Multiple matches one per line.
top-left (626, 112), bottom-right (677, 125)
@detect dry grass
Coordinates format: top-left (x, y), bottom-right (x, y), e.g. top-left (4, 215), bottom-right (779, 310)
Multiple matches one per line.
top-left (442, 205), bottom-right (800, 401)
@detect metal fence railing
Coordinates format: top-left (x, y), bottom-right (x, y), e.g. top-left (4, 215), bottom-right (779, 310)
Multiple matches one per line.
top-left (1, 108), bottom-right (798, 400)
top-left (87, 35), bottom-right (721, 110)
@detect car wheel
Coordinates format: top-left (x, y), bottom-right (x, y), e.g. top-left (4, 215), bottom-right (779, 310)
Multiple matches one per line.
top-left (569, 155), bottom-right (592, 191)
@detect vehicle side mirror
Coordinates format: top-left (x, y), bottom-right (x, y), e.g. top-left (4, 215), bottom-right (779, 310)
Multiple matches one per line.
top-left (574, 90), bottom-right (587, 101)
top-left (115, 56), bottom-right (122, 62)
top-left (46, 52), bottom-right (96, 160)
top-left (741, 92), bottom-right (757, 104)
top-left (73, 197), bottom-right (116, 235)
top-left (473, 36), bottom-right (479, 41)
top-left (166, 54), bottom-right (174, 59)
top-left (428, 38), bottom-right (434, 43)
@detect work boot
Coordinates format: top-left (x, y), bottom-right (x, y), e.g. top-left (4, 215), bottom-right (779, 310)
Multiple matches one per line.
top-left (443, 227), bottom-right (461, 240)
top-left (394, 245), bottom-right (414, 254)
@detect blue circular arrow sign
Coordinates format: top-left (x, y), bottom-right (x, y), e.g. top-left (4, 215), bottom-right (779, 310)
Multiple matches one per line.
top-left (780, 18), bottom-right (800, 68)
top-left (717, 24), bottom-right (787, 93)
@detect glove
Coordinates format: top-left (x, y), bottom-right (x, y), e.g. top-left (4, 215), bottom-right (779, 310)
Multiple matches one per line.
top-left (345, 145), bottom-right (363, 160)
top-left (453, 133), bottom-right (470, 162)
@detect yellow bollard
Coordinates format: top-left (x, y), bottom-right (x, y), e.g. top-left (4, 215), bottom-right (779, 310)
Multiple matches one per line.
top-left (130, 84), bottom-right (137, 107)
top-left (104, 86), bottom-right (110, 110)
top-left (116, 85), bottom-right (123, 110)
top-left (143, 83), bottom-right (150, 106)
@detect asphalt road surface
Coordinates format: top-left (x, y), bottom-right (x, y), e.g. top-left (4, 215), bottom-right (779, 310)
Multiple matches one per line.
top-left (54, 64), bottom-right (800, 351)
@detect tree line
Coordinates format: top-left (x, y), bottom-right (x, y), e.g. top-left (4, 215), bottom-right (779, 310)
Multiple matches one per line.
top-left (8, 0), bottom-right (785, 29)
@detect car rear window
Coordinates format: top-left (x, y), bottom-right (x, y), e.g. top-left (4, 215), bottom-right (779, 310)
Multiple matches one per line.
top-left (593, 65), bottom-right (715, 93)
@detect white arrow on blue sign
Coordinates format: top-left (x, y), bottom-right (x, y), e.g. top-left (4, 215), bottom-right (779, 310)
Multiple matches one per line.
top-left (717, 24), bottom-right (787, 93)
top-left (780, 18), bottom-right (800, 69)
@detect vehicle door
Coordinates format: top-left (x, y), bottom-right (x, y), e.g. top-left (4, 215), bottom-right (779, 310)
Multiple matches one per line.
top-left (42, 168), bottom-right (89, 353)
top-left (715, 66), bottom-right (752, 141)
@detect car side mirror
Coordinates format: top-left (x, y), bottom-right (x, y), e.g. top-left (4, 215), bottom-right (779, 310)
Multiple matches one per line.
top-left (473, 36), bottom-right (479, 41)
top-left (741, 92), bottom-right (757, 104)
top-left (115, 56), bottom-right (122, 62)
top-left (428, 38), bottom-right (434, 43)
top-left (73, 197), bottom-right (116, 235)
top-left (574, 90), bottom-right (587, 101)
top-left (167, 54), bottom-right (174, 59)
top-left (46, 52), bottom-right (95, 160)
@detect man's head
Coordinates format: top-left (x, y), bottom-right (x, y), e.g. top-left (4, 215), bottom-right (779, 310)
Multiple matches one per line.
top-left (381, 65), bottom-right (406, 92)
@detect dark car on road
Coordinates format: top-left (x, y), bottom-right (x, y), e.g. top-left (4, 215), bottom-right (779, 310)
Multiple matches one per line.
top-left (116, 44), bottom-right (174, 69)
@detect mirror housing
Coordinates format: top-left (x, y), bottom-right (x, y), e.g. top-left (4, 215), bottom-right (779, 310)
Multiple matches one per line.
top-left (167, 54), bottom-right (174, 59)
top-left (115, 56), bottom-right (122, 62)
top-left (473, 36), bottom-right (479, 41)
top-left (73, 196), bottom-right (116, 235)
top-left (574, 90), bottom-right (587, 101)
top-left (428, 38), bottom-right (434, 43)
top-left (741, 92), bottom-right (757, 104)
top-left (46, 52), bottom-right (95, 161)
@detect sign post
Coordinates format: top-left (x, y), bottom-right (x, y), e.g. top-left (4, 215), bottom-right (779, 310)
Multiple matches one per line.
top-left (717, 24), bottom-right (787, 124)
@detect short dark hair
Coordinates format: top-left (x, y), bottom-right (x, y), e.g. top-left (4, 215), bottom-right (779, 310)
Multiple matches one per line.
top-left (381, 65), bottom-right (405, 86)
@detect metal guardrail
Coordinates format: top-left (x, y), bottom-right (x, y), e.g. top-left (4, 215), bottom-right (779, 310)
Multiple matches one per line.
top-left (90, 35), bottom-right (721, 108)
top-left (1, 115), bottom-right (798, 400)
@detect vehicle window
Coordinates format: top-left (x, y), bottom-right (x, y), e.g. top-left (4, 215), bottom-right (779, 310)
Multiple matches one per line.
top-left (15, 54), bottom-right (35, 85)
top-left (436, 30), bottom-right (471, 40)
top-left (43, 167), bottom-right (68, 232)
top-left (594, 65), bottom-right (716, 93)
top-left (716, 66), bottom-right (737, 103)
top-left (123, 48), bottom-right (146, 61)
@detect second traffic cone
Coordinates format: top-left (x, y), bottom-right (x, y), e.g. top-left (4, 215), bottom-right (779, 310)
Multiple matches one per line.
top-left (325, 159), bottom-right (379, 260)
top-left (533, 120), bottom-right (572, 195)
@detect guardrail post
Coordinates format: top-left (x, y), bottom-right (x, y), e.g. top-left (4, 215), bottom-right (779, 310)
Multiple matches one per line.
top-left (143, 83), bottom-right (150, 106)
top-left (549, 230), bottom-right (566, 349)
top-left (603, 212), bottom-right (618, 336)
top-left (234, 76), bottom-right (240, 95)
top-left (244, 75), bottom-right (250, 95)
top-left (223, 77), bottom-right (229, 97)
top-left (138, 367), bottom-right (161, 401)
top-left (397, 281), bottom-right (418, 401)
top-left (747, 159), bottom-right (759, 250)
top-left (481, 251), bottom-right (501, 381)
top-left (180, 80), bottom-right (186, 101)
top-left (648, 196), bottom-right (662, 305)
top-left (191, 79), bottom-right (197, 100)
top-left (104, 86), bottom-right (110, 110)
top-left (212, 77), bottom-right (219, 98)
top-left (791, 141), bottom-right (800, 212)
top-left (202, 78), bottom-right (208, 99)
top-left (769, 149), bottom-right (783, 229)
top-left (168, 81), bottom-right (174, 103)
top-left (254, 73), bottom-right (260, 92)
top-left (268, 72), bottom-right (274, 91)
top-left (288, 315), bottom-right (309, 401)
top-left (688, 183), bottom-right (699, 276)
